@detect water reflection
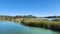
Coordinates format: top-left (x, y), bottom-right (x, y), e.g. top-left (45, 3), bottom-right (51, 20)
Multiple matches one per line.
top-left (0, 21), bottom-right (59, 34)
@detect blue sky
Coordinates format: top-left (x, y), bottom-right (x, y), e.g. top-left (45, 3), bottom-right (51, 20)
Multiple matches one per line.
top-left (0, 0), bottom-right (60, 17)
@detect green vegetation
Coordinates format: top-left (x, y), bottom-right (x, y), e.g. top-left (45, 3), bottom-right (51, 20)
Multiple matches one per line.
top-left (52, 19), bottom-right (60, 21)
top-left (21, 19), bottom-right (60, 31)
top-left (0, 15), bottom-right (36, 22)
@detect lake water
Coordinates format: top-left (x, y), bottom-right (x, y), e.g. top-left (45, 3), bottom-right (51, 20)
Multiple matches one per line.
top-left (0, 21), bottom-right (59, 34)
top-left (27, 18), bottom-right (60, 20)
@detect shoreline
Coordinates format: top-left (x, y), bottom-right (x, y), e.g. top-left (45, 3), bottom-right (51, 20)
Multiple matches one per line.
top-left (21, 19), bottom-right (60, 32)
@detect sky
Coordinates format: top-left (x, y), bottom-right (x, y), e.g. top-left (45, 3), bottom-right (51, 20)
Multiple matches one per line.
top-left (0, 0), bottom-right (60, 17)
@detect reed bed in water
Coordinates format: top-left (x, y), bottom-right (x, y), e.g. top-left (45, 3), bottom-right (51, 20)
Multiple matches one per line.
top-left (21, 19), bottom-right (60, 31)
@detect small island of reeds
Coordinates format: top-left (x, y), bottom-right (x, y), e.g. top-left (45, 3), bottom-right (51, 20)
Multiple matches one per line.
top-left (21, 18), bottom-right (60, 31)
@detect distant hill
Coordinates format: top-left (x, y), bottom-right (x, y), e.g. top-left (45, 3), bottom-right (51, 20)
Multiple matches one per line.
top-left (0, 15), bottom-right (37, 18)
top-left (45, 16), bottom-right (60, 18)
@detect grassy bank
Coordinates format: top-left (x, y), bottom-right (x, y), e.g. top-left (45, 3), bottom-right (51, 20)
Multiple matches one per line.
top-left (21, 19), bottom-right (60, 31)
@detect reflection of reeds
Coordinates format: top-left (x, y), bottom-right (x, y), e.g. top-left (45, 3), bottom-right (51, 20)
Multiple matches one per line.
top-left (21, 19), bottom-right (60, 31)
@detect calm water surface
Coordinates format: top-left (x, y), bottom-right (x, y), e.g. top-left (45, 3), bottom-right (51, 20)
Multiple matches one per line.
top-left (0, 21), bottom-right (59, 34)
